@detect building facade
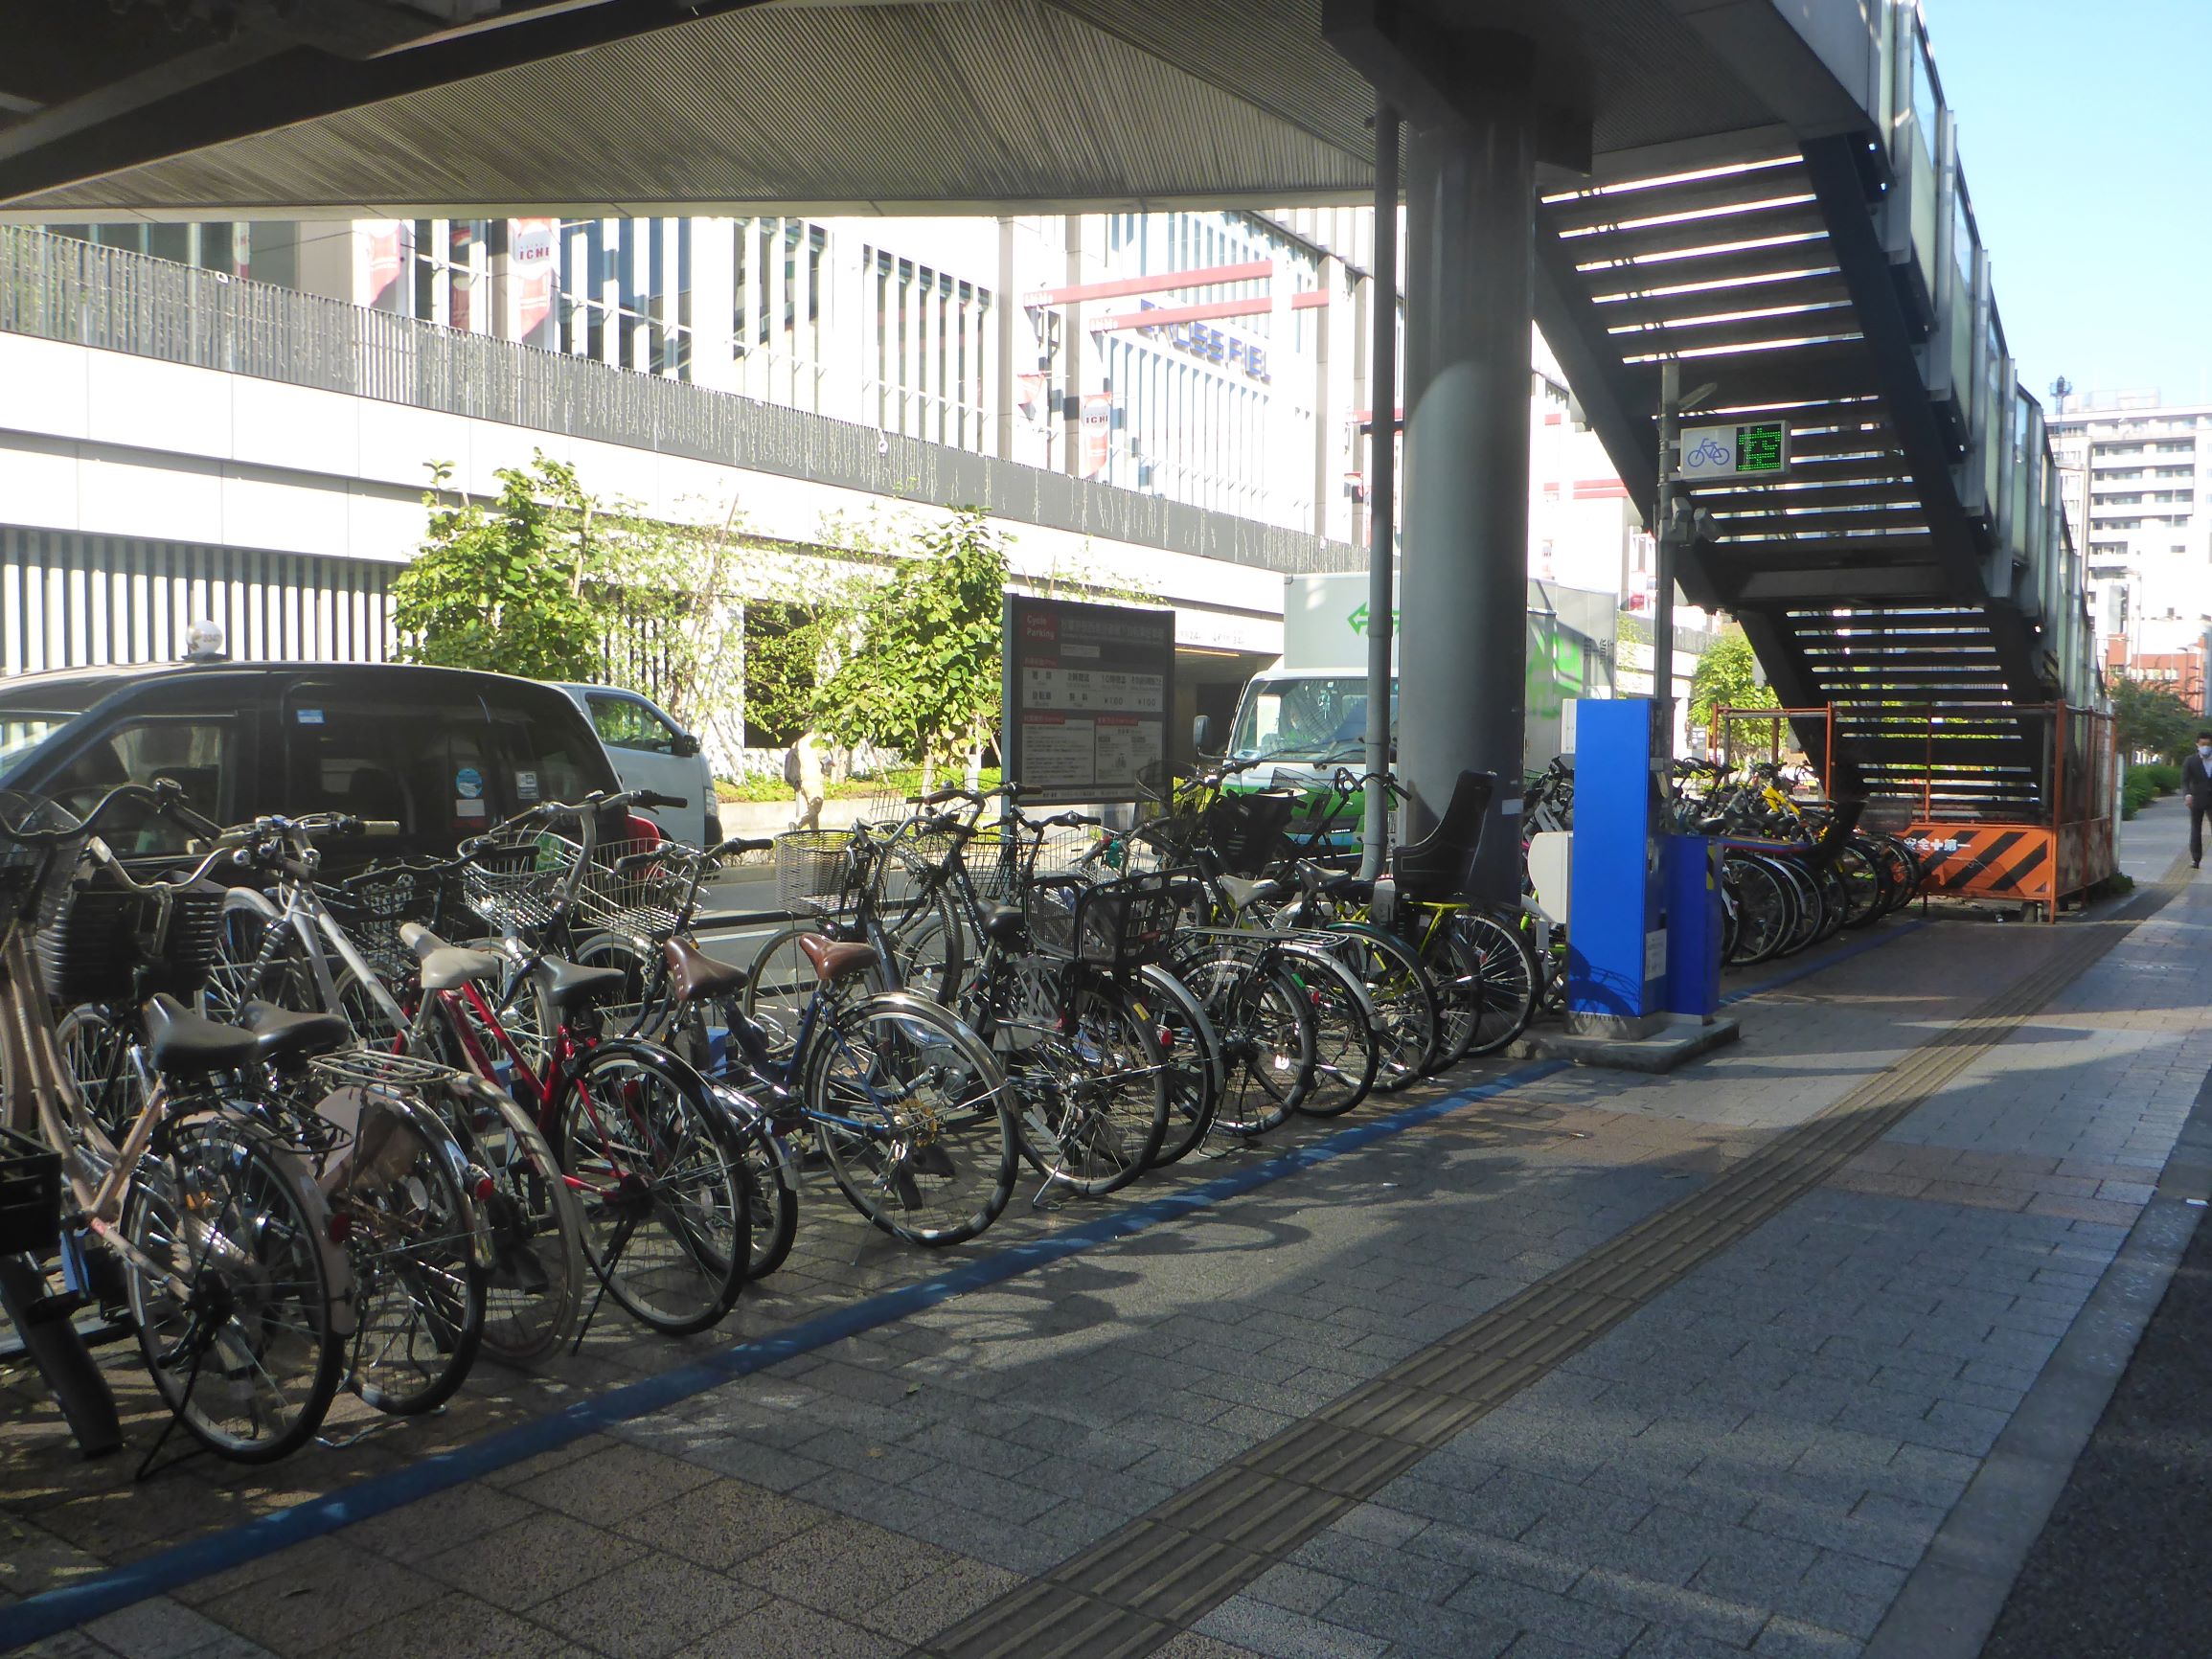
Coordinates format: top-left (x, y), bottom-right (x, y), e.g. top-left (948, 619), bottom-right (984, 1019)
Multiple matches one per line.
top-left (2050, 396), bottom-right (2212, 700)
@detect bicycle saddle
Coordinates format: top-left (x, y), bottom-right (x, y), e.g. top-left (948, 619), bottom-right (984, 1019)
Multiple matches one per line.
top-left (531, 957), bottom-right (631, 1011)
top-left (980, 904), bottom-right (1027, 947)
top-left (797, 934), bottom-right (878, 984)
top-left (142, 993), bottom-right (260, 1076)
top-left (237, 1000), bottom-right (352, 1065)
top-left (400, 922), bottom-right (507, 992)
top-left (1218, 874), bottom-right (1287, 910)
top-left (663, 937), bottom-right (748, 1005)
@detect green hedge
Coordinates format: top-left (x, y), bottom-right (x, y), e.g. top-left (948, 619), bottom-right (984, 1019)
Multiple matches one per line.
top-left (2137, 761), bottom-right (2182, 796)
top-left (2122, 769), bottom-right (2159, 820)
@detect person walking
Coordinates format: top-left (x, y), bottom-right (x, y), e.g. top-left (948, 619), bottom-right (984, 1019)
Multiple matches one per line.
top-left (785, 732), bottom-right (826, 831)
top-left (2184, 732), bottom-right (2212, 870)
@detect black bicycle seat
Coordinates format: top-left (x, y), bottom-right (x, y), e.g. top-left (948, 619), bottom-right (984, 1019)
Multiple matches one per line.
top-left (981, 903), bottom-right (1027, 947)
top-left (238, 1000), bottom-right (352, 1065)
top-left (142, 993), bottom-right (260, 1076)
top-left (532, 957), bottom-right (630, 1011)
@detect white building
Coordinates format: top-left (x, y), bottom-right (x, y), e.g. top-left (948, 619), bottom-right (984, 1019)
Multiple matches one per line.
top-left (2049, 395), bottom-right (2212, 665)
top-left (1, 209), bottom-right (1659, 763)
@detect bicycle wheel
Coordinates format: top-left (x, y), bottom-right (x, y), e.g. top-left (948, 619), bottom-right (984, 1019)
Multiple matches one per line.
top-left (201, 890), bottom-right (296, 1022)
top-left (1171, 946), bottom-right (1313, 1138)
top-left (326, 1092), bottom-right (487, 1416)
top-left (1000, 973), bottom-right (1170, 1195)
top-left (876, 853), bottom-right (965, 1003)
top-left (55, 1003), bottom-right (138, 1142)
top-left (1131, 964), bottom-right (1225, 1167)
top-left (122, 1115), bottom-right (346, 1463)
top-left (1275, 944), bottom-right (1379, 1116)
top-left (1723, 854), bottom-right (1793, 966)
top-left (705, 1079), bottom-right (801, 1281)
top-left (445, 1083), bottom-right (587, 1366)
top-left (743, 923), bottom-right (836, 1064)
top-left (573, 931), bottom-right (659, 1038)
top-left (1775, 860), bottom-right (1823, 956)
top-left (555, 1044), bottom-right (750, 1336)
top-left (330, 964), bottom-right (407, 1045)
top-left (1317, 923), bottom-right (1435, 1090)
top-left (805, 991), bottom-right (1015, 1245)
top-left (1450, 910), bottom-right (1539, 1057)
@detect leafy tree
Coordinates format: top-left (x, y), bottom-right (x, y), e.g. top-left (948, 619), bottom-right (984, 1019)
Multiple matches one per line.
top-left (816, 509), bottom-right (1011, 790)
top-left (591, 497), bottom-right (757, 766)
top-left (1688, 626), bottom-right (1778, 728)
top-left (393, 456), bottom-right (604, 681)
top-left (2111, 673), bottom-right (2201, 762)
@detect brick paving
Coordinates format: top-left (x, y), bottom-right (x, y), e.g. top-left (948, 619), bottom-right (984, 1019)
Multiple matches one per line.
top-left (3, 814), bottom-right (2205, 1659)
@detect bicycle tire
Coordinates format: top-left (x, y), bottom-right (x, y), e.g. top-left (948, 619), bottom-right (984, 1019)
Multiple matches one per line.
top-left (123, 1114), bottom-right (347, 1464)
top-left (1451, 910), bottom-right (1539, 1057)
top-left (329, 1090), bottom-right (487, 1416)
top-left (200, 888), bottom-right (295, 1023)
top-left (1275, 943), bottom-right (1380, 1115)
top-left (742, 922), bottom-right (836, 1065)
top-left (706, 1079), bottom-right (801, 1281)
top-left (54, 1003), bottom-right (138, 1143)
top-left (1318, 922), bottom-right (1437, 1087)
top-left (804, 990), bottom-right (1015, 1246)
top-left (441, 1079), bottom-right (586, 1367)
top-left (1169, 944), bottom-right (1314, 1138)
top-left (1000, 973), bottom-right (1170, 1195)
top-left (876, 852), bottom-right (966, 1004)
top-left (1723, 854), bottom-right (1793, 966)
top-left (1129, 963), bottom-right (1225, 1167)
top-left (554, 1042), bottom-right (750, 1336)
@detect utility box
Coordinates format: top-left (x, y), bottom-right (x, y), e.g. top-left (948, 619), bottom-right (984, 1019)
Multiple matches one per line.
top-left (1662, 836), bottom-right (1723, 1021)
top-left (1565, 698), bottom-right (1667, 1039)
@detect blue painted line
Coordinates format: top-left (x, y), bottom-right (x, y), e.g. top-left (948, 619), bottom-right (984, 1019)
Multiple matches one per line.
top-left (0, 915), bottom-right (1927, 1653)
top-left (1722, 919), bottom-right (1926, 1006)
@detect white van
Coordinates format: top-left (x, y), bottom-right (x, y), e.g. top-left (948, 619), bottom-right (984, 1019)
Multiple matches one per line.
top-left (556, 684), bottom-right (721, 848)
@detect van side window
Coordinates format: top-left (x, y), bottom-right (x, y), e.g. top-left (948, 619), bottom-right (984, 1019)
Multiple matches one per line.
top-left (44, 716), bottom-right (234, 853)
top-left (587, 694), bottom-right (678, 755)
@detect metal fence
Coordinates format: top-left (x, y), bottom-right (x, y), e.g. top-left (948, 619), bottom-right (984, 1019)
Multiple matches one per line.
top-left (0, 226), bottom-right (1359, 579)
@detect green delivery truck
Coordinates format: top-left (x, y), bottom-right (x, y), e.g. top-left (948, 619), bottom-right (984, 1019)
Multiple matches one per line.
top-left (1220, 573), bottom-right (1615, 846)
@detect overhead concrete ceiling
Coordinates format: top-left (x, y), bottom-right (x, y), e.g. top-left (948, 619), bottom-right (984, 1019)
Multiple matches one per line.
top-left (0, 0), bottom-right (1877, 221)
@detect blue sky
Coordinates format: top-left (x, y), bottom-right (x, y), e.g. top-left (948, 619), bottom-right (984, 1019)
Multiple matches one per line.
top-left (1923, 0), bottom-right (2212, 407)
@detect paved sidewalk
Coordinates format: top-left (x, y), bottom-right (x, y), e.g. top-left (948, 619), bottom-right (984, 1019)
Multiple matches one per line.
top-left (2, 811), bottom-right (2205, 1659)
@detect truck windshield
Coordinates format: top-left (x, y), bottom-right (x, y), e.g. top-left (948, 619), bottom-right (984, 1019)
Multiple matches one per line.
top-left (1229, 676), bottom-right (1397, 762)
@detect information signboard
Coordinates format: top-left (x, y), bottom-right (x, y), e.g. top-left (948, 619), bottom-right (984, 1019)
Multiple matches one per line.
top-left (1676, 420), bottom-right (1790, 482)
top-left (1001, 596), bottom-right (1176, 805)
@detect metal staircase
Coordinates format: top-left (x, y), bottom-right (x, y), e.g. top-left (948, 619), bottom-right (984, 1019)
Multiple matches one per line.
top-left (1531, 4), bottom-right (2093, 828)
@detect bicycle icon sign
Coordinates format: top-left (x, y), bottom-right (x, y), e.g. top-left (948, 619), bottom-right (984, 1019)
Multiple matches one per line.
top-left (1685, 435), bottom-right (1733, 470)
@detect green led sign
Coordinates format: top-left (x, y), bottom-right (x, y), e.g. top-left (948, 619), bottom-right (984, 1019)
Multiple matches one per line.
top-left (1677, 420), bottom-right (1791, 482)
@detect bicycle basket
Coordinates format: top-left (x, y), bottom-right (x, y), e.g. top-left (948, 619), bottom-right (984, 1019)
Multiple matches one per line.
top-left (461, 829), bottom-right (582, 938)
top-left (1031, 870), bottom-right (1185, 972)
top-left (0, 1125), bottom-right (62, 1255)
top-left (776, 829), bottom-right (859, 917)
top-left (0, 793), bottom-right (86, 930)
top-left (575, 838), bottom-right (699, 940)
top-left (36, 873), bottom-right (228, 1005)
top-left (334, 861), bottom-right (464, 982)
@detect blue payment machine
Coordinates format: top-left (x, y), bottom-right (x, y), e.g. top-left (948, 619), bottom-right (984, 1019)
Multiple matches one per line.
top-left (1566, 698), bottom-right (1668, 1037)
top-left (1565, 697), bottom-right (1726, 1036)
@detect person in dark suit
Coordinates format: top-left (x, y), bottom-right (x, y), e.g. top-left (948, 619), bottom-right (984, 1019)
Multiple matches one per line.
top-left (2184, 732), bottom-right (2212, 869)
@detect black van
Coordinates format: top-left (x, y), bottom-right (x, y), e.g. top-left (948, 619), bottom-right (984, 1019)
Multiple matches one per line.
top-left (0, 661), bottom-right (621, 863)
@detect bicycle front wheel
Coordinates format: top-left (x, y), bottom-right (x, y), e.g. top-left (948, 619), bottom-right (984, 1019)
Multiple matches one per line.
top-left (805, 992), bottom-right (1015, 1246)
top-left (123, 1116), bottom-right (346, 1464)
top-left (556, 1045), bottom-right (750, 1336)
top-left (329, 1093), bottom-right (487, 1416)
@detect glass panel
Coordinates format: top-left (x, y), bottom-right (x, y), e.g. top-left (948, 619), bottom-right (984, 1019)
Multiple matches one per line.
top-left (44, 716), bottom-right (234, 852)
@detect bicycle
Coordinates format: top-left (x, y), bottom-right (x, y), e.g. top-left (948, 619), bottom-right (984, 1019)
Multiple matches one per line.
top-left (391, 797), bottom-right (751, 1338)
top-left (192, 804), bottom-right (590, 1367)
top-left (3, 783), bottom-right (355, 1463)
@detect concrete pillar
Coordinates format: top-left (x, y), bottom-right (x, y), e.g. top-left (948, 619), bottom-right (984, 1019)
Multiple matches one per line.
top-left (993, 217), bottom-right (1016, 461)
top-left (1398, 37), bottom-right (1537, 902)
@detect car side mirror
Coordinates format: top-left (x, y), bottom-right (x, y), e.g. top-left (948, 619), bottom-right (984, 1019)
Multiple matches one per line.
top-left (1192, 715), bottom-right (1216, 755)
top-left (670, 731), bottom-right (701, 759)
